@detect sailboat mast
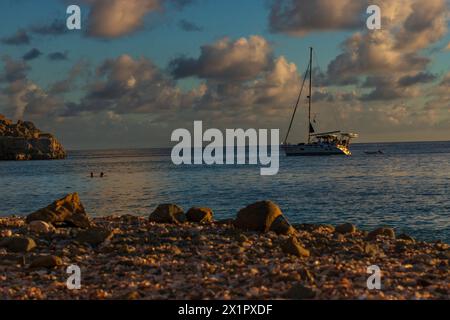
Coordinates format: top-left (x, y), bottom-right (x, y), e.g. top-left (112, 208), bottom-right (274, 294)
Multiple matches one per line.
top-left (308, 47), bottom-right (313, 144)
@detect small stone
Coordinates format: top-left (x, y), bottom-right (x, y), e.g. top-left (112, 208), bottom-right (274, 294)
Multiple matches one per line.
top-left (416, 278), bottom-right (432, 287)
top-left (186, 207), bottom-right (213, 223)
top-left (76, 228), bottom-right (113, 246)
top-left (29, 220), bottom-right (55, 234)
top-left (0, 229), bottom-right (13, 238)
top-left (281, 237), bottom-right (310, 257)
top-left (0, 236), bottom-right (36, 253)
top-left (149, 204), bottom-right (185, 224)
top-left (30, 255), bottom-right (63, 268)
top-left (364, 243), bottom-right (381, 256)
top-left (123, 291), bottom-right (140, 300)
top-left (215, 218), bottom-right (234, 226)
top-left (367, 227), bottom-right (396, 241)
top-left (286, 284), bottom-right (316, 299)
top-left (335, 223), bottom-right (356, 234)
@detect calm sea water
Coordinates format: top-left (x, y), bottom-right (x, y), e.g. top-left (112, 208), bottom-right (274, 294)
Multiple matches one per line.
top-left (1, 141), bottom-right (449, 242)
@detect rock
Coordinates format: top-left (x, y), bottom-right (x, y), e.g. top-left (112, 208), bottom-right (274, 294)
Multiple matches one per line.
top-left (186, 207), bottom-right (213, 223)
top-left (269, 215), bottom-right (296, 235)
top-left (29, 220), bottom-right (55, 233)
top-left (0, 236), bottom-right (36, 252)
top-left (149, 204), bottom-right (185, 224)
top-left (0, 116), bottom-right (66, 160)
top-left (367, 227), bottom-right (396, 241)
top-left (0, 229), bottom-right (13, 238)
top-left (286, 284), bottom-right (316, 299)
top-left (26, 193), bottom-right (92, 228)
top-left (30, 255), bottom-right (62, 268)
top-left (364, 243), bottom-right (381, 256)
top-left (398, 233), bottom-right (415, 242)
top-left (234, 201), bottom-right (283, 233)
top-left (76, 228), bottom-right (113, 246)
top-left (335, 223), bottom-right (357, 234)
top-left (281, 237), bottom-right (310, 258)
top-left (215, 218), bottom-right (235, 226)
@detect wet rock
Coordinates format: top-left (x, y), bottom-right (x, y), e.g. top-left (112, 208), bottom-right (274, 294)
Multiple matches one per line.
top-left (234, 201), bottom-right (283, 233)
top-left (286, 284), bottom-right (316, 299)
top-left (335, 223), bottom-right (357, 234)
top-left (149, 204), bottom-right (186, 224)
top-left (30, 255), bottom-right (62, 268)
top-left (26, 193), bottom-right (92, 228)
top-left (281, 237), bottom-right (310, 258)
top-left (0, 236), bottom-right (36, 253)
top-left (269, 215), bottom-right (296, 235)
top-left (76, 228), bottom-right (113, 246)
top-left (29, 220), bottom-right (55, 234)
top-left (367, 227), bottom-right (396, 241)
top-left (186, 207), bottom-right (213, 223)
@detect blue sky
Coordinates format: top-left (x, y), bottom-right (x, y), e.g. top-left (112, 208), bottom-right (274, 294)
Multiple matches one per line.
top-left (0, 0), bottom-right (449, 148)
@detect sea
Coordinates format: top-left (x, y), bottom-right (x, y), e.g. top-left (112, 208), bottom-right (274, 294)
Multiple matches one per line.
top-left (1, 141), bottom-right (449, 243)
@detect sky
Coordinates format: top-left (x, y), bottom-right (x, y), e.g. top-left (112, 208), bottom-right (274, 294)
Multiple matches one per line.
top-left (0, 0), bottom-right (449, 149)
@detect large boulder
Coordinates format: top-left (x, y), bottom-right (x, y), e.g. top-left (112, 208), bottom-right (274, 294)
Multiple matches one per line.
top-left (234, 201), bottom-right (292, 234)
top-left (149, 204), bottom-right (186, 224)
top-left (26, 193), bottom-right (92, 228)
top-left (0, 116), bottom-right (66, 161)
top-left (186, 207), bottom-right (213, 223)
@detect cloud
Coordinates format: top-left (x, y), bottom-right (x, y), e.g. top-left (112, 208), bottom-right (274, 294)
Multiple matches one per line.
top-left (0, 57), bottom-right (62, 119)
top-left (22, 48), bottom-right (43, 61)
top-left (360, 76), bottom-right (420, 101)
top-left (269, 0), bottom-right (367, 35)
top-left (178, 19), bottom-right (203, 32)
top-left (1, 29), bottom-right (31, 46)
top-left (48, 52), bottom-right (69, 61)
top-left (0, 57), bottom-right (30, 82)
top-left (29, 20), bottom-right (67, 36)
top-left (169, 36), bottom-right (273, 81)
top-left (85, 0), bottom-right (161, 38)
top-left (49, 60), bottom-right (90, 94)
top-left (325, 0), bottom-right (448, 85)
top-left (61, 54), bottom-right (186, 117)
top-left (398, 72), bottom-right (437, 87)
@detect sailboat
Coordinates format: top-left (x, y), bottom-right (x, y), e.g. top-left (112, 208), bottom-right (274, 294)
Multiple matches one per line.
top-left (282, 48), bottom-right (358, 156)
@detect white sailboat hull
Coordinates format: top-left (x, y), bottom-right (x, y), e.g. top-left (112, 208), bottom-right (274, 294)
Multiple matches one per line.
top-left (282, 143), bottom-right (351, 156)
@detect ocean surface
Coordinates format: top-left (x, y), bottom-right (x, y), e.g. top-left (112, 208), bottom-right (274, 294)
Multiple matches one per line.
top-left (1, 141), bottom-right (449, 243)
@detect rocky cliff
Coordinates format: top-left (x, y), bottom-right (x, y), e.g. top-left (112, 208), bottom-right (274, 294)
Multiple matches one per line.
top-left (0, 114), bottom-right (66, 160)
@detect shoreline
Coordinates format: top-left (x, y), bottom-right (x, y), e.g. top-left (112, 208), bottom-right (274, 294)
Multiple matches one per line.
top-left (0, 197), bottom-right (448, 300)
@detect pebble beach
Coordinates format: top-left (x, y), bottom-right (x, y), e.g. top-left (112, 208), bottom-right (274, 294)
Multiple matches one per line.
top-left (0, 194), bottom-right (448, 300)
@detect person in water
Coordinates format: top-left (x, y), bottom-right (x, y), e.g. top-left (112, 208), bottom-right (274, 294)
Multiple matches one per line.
top-left (90, 172), bottom-right (94, 178)
top-left (100, 172), bottom-right (104, 178)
